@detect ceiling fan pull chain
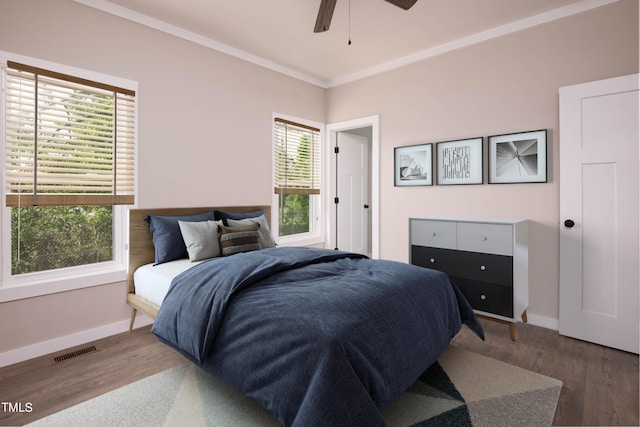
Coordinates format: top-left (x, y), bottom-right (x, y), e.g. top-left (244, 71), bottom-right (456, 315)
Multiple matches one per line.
top-left (348, 0), bottom-right (352, 45)
top-left (315, 0), bottom-right (415, 34)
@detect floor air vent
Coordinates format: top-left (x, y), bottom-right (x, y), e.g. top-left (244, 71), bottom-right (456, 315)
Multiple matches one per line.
top-left (53, 345), bottom-right (98, 363)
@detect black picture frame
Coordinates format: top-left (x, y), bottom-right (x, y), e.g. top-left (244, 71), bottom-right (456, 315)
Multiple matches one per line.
top-left (488, 129), bottom-right (547, 183)
top-left (436, 137), bottom-right (483, 185)
top-left (394, 143), bottom-right (433, 186)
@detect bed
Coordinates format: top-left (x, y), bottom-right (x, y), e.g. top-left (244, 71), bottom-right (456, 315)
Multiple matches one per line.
top-left (127, 205), bottom-right (484, 427)
top-left (127, 205), bottom-right (272, 328)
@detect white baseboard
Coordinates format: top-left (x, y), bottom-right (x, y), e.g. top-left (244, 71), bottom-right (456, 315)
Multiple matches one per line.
top-left (0, 314), bottom-right (154, 368)
top-left (0, 311), bottom-right (558, 369)
top-left (525, 312), bottom-right (559, 331)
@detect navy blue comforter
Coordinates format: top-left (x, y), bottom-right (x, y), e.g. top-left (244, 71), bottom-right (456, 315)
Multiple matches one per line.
top-left (152, 247), bottom-right (483, 426)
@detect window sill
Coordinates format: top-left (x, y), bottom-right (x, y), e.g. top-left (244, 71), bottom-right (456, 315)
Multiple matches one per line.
top-left (0, 267), bottom-right (126, 303)
top-left (276, 235), bottom-right (324, 248)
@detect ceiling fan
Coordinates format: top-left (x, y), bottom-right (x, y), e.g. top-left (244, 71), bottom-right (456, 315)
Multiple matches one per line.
top-left (314, 0), bottom-right (418, 33)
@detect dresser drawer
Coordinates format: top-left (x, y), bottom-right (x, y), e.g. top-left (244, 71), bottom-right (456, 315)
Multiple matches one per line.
top-left (454, 279), bottom-right (514, 318)
top-left (410, 220), bottom-right (456, 249)
top-left (447, 251), bottom-right (513, 287)
top-left (457, 222), bottom-right (513, 256)
top-left (411, 246), bottom-right (460, 276)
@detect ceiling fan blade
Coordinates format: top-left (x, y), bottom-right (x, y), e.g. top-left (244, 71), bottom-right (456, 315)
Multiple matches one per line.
top-left (314, 0), bottom-right (337, 33)
top-left (384, 0), bottom-right (418, 10)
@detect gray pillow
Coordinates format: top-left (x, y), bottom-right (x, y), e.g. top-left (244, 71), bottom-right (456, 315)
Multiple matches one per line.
top-left (227, 214), bottom-right (276, 249)
top-left (178, 220), bottom-right (223, 261)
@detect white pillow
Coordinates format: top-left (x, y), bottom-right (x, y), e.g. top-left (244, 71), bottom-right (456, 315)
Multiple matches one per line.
top-left (227, 214), bottom-right (276, 249)
top-left (178, 220), bottom-right (223, 261)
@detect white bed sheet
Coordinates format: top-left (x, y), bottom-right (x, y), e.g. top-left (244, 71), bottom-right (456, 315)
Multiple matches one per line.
top-left (134, 259), bottom-right (203, 307)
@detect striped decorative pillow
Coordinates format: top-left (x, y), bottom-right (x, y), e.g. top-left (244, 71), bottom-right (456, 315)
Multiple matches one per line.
top-left (219, 224), bottom-right (262, 256)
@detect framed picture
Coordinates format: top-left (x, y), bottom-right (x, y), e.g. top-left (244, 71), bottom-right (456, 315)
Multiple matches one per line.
top-left (436, 137), bottom-right (483, 185)
top-left (488, 129), bottom-right (547, 183)
top-left (394, 143), bottom-right (433, 186)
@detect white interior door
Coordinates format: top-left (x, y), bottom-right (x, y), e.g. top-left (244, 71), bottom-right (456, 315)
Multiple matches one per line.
top-left (336, 132), bottom-right (370, 255)
top-left (559, 74), bottom-right (639, 354)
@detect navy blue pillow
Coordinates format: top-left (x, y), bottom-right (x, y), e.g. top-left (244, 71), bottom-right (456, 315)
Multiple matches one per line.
top-left (145, 211), bottom-right (215, 264)
top-left (214, 209), bottom-right (265, 226)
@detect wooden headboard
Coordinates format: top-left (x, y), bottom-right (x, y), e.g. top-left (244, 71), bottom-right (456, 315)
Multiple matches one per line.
top-left (127, 205), bottom-right (271, 295)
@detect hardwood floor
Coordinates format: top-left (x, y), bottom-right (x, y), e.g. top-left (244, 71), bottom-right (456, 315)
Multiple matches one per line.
top-left (452, 318), bottom-right (639, 426)
top-left (0, 319), bottom-right (637, 426)
top-left (0, 327), bottom-right (185, 426)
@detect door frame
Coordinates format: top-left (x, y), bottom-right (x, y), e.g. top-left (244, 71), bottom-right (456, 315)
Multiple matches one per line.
top-left (326, 115), bottom-right (380, 258)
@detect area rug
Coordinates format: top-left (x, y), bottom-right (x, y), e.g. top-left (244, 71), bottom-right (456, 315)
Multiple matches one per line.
top-left (28, 345), bottom-right (562, 427)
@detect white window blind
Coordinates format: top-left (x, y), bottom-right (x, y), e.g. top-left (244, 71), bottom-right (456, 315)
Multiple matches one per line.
top-left (273, 118), bottom-right (320, 195)
top-left (4, 61), bottom-right (135, 207)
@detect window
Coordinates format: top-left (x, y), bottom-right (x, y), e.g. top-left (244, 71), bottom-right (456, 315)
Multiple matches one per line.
top-left (272, 116), bottom-right (322, 244)
top-left (2, 56), bottom-right (136, 293)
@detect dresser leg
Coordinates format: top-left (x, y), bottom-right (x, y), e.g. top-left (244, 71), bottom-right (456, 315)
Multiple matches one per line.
top-left (507, 310), bottom-right (528, 341)
top-left (509, 323), bottom-right (517, 341)
top-left (476, 314), bottom-right (520, 341)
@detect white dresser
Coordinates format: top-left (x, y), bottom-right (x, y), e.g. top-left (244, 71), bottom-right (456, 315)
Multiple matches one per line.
top-left (409, 216), bottom-right (529, 340)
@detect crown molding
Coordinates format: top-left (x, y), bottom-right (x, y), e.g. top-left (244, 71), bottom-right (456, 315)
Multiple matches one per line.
top-left (328, 0), bottom-right (621, 87)
top-left (74, 0), bottom-right (620, 89)
top-left (73, 0), bottom-right (328, 87)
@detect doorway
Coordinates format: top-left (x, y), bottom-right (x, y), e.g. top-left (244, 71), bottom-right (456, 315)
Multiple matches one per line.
top-left (326, 115), bottom-right (380, 258)
top-left (335, 130), bottom-right (370, 256)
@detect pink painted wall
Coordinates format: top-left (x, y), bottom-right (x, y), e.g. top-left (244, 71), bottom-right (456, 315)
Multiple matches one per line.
top-left (0, 0), bottom-right (637, 363)
top-left (327, 0), bottom-right (638, 326)
top-left (0, 0), bottom-right (325, 362)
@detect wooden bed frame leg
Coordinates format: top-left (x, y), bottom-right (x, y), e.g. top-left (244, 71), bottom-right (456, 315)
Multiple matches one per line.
top-left (129, 308), bottom-right (137, 332)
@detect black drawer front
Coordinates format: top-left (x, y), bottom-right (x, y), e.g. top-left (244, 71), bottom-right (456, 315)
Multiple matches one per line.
top-left (411, 245), bottom-right (459, 274)
top-left (411, 245), bottom-right (512, 287)
top-left (454, 278), bottom-right (513, 318)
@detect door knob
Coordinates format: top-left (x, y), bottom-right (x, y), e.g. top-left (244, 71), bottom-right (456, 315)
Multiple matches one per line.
top-left (564, 219), bottom-right (575, 228)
